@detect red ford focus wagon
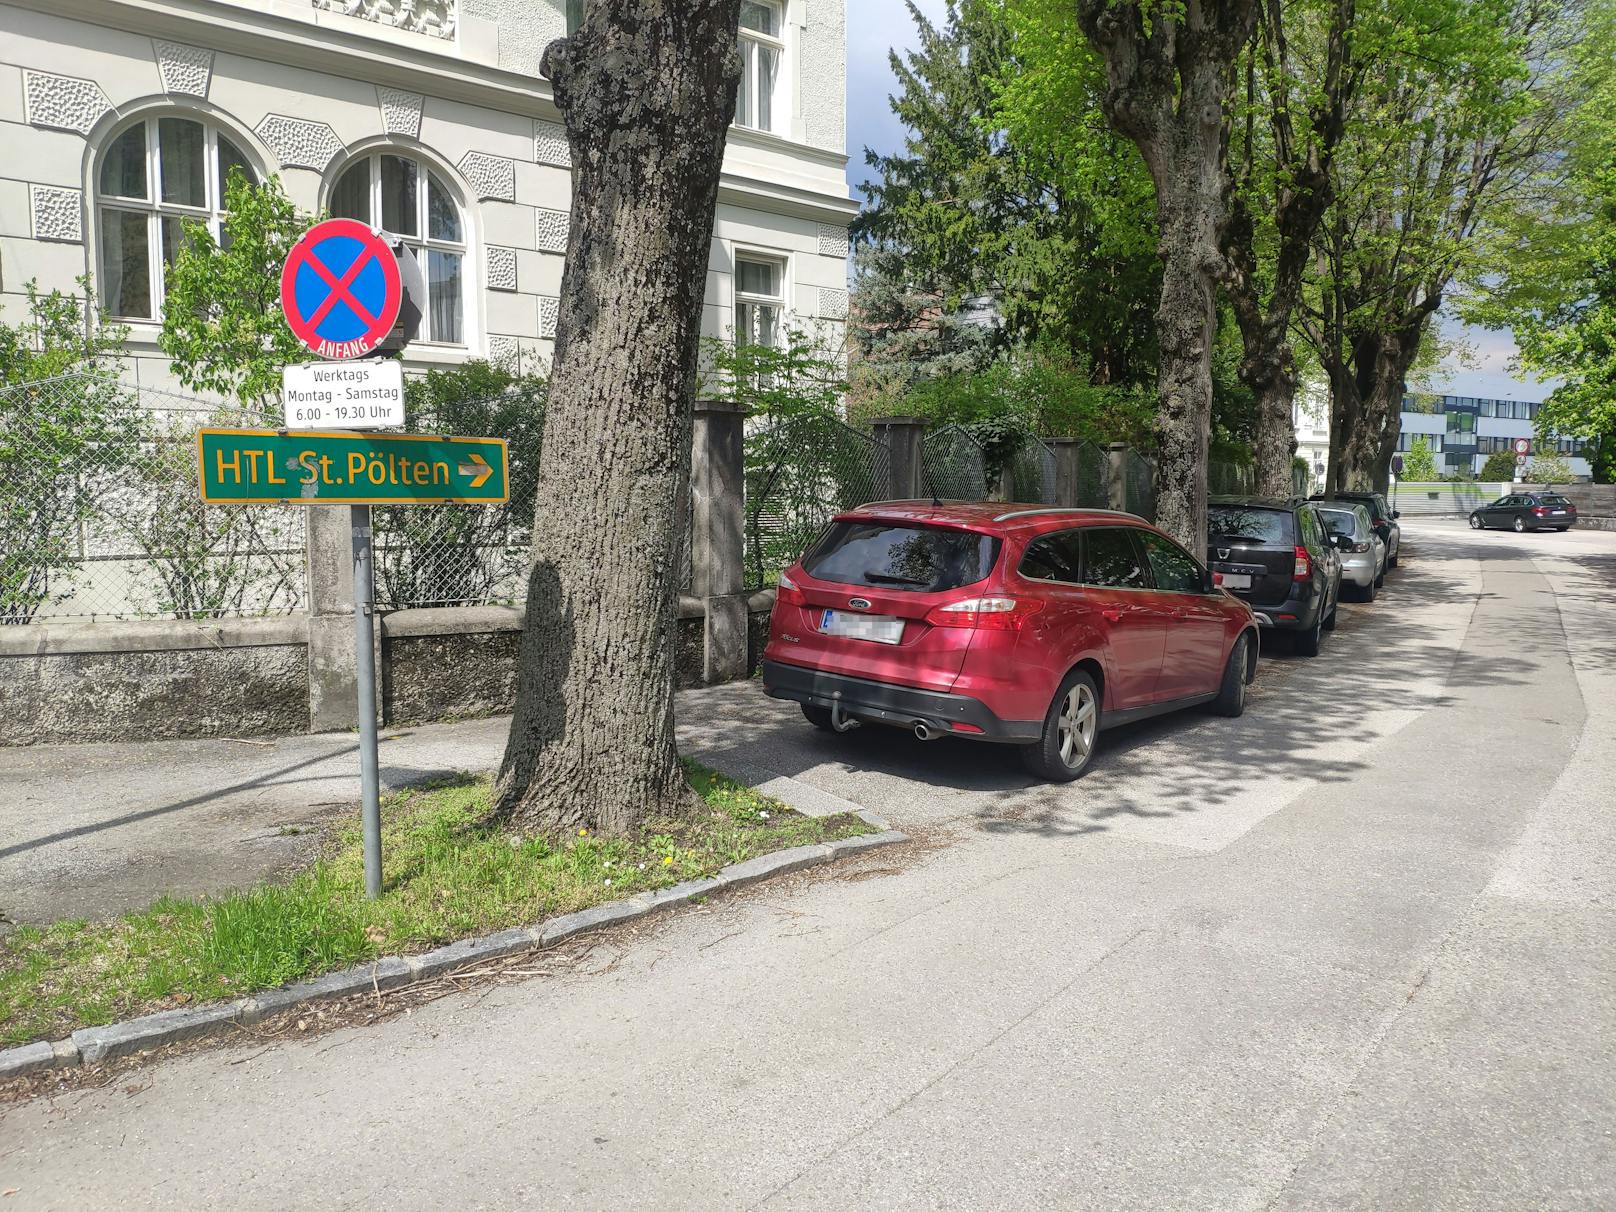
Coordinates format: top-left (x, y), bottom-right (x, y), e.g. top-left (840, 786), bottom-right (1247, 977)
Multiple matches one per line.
top-left (762, 502), bottom-right (1258, 781)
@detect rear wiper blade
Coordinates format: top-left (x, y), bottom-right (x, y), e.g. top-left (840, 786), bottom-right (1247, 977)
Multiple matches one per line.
top-left (864, 570), bottom-right (931, 585)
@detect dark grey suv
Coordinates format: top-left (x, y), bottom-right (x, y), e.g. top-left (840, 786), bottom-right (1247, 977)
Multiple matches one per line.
top-left (1206, 497), bottom-right (1343, 656)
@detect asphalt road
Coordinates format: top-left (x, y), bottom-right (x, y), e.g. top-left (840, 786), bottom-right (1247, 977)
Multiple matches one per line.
top-left (3, 519), bottom-right (1613, 1210)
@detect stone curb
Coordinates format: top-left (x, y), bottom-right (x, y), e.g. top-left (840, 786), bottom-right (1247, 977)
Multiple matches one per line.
top-left (1, 827), bottom-right (908, 1078)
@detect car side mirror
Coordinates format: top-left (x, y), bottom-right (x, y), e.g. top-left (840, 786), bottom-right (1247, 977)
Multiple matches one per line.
top-left (1392, 510), bottom-right (1401, 519)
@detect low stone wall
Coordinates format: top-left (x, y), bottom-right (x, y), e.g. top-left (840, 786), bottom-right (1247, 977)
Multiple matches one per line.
top-left (0, 590), bottom-right (783, 746)
top-left (0, 618), bottom-right (309, 746)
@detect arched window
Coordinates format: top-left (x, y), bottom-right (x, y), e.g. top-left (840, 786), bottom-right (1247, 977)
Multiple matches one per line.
top-left (329, 153), bottom-right (468, 345)
top-left (94, 115), bottom-right (258, 320)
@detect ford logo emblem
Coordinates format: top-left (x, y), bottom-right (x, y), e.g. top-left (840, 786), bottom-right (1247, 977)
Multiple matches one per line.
top-left (848, 597), bottom-right (871, 610)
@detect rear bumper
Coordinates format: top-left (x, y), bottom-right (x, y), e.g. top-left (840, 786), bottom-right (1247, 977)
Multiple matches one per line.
top-left (762, 659), bottom-right (1041, 743)
top-left (1341, 555), bottom-right (1377, 586)
top-left (1243, 590), bottom-right (1322, 630)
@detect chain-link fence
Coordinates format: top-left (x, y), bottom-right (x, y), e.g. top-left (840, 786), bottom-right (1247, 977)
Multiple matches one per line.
top-left (1122, 448), bottom-right (1156, 520)
top-left (1004, 432), bottom-right (1058, 503)
top-left (369, 382), bottom-right (546, 609)
top-left (744, 411), bottom-right (890, 590)
top-left (1209, 459), bottom-right (1256, 496)
top-left (921, 424), bottom-right (988, 500)
top-left (2, 373), bottom-right (305, 624)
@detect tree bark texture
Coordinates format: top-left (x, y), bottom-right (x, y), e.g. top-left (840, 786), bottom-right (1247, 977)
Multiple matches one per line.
top-left (494, 0), bottom-right (743, 834)
top-left (1078, 0), bottom-right (1258, 550)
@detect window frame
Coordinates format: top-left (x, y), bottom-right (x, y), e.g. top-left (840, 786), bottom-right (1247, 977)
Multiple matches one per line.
top-left (93, 113), bottom-right (260, 322)
top-left (1016, 529), bottom-right (1085, 585)
top-left (326, 150), bottom-right (471, 348)
top-left (735, 0), bottom-right (786, 133)
top-left (733, 250), bottom-right (788, 349)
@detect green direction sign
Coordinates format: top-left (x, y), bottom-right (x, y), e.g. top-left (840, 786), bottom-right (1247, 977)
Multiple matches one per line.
top-left (197, 428), bottom-right (509, 505)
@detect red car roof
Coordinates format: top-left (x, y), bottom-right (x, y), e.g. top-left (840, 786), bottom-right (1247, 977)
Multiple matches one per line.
top-left (836, 500), bottom-right (1149, 538)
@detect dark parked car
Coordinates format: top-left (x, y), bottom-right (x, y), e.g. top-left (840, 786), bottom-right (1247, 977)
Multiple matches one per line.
top-left (762, 503), bottom-right (1259, 782)
top-left (1312, 491), bottom-right (1401, 567)
top-left (1469, 493), bottom-right (1579, 532)
top-left (1206, 497), bottom-right (1342, 656)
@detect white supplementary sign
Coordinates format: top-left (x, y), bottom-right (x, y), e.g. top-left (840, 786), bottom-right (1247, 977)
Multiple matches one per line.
top-left (282, 360), bottom-right (405, 430)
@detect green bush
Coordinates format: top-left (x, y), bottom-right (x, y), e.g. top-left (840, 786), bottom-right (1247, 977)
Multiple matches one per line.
top-left (1480, 450), bottom-right (1518, 481)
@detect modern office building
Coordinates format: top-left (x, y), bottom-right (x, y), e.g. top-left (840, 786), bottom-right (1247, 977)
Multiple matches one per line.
top-left (0, 0), bottom-right (855, 389)
top-left (1398, 392), bottom-right (1593, 480)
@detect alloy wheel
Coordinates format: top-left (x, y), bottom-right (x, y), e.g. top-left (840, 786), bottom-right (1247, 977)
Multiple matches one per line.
top-left (1058, 683), bottom-right (1098, 769)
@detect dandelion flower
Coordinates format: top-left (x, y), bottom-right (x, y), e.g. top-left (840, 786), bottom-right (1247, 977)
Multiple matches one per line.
top-left (578, 828), bottom-right (589, 837)
top-left (663, 855), bottom-right (673, 865)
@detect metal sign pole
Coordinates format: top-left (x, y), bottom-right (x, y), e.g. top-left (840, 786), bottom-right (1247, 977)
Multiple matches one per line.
top-left (351, 503), bottom-right (382, 898)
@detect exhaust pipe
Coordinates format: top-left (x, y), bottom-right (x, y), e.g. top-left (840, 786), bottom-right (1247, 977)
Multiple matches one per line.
top-left (913, 720), bottom-right (941, 741)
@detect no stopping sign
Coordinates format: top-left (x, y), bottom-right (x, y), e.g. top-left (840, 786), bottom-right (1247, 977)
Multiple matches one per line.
top-left (280, 219), bottom-right (403, 359)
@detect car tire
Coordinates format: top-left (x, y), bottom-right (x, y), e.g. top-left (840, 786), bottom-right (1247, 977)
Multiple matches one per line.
top-left (1374, 563), bottom-right (1386, 589)
top-left (1388, 543), bottom-right (1399, 568)
top-left (1020, 669), bottom-right (1100, 783)
top-left (802, 703), bottom-right (836, 732)
top-left (1211, 633), bottom-right (1250, 718)
top-left (1324, 586), bottom-right (1339, 630)
top-left (1295, 608), bottom-right (1324, 657)
top-left (1556, 526), bottom-right (1569, 532)
top-left (1362, 573), bottom-right (1378, 602)
top-left (1513, 516), bottom-right (1526, 532)
top-left (1470, 513), bottom-right (1484, 529)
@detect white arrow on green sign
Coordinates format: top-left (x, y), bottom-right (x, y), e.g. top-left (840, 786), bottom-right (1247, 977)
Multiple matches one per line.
top-left (197, 428), bottom-right (509, 505)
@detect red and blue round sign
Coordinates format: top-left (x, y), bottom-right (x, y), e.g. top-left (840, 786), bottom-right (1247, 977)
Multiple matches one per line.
top-left (279, 219), bottom-right (402, 359)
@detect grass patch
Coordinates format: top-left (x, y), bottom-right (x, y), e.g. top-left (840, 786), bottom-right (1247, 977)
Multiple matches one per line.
top-left (0, 761), bottom-right (870, 1047)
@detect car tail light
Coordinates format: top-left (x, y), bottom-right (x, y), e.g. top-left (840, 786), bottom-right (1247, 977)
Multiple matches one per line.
top-left (1293, 546), bottom-right (1311, 581)
top-left (925, 596), bottom-right (1044, 630)
top-left (1352, 541), bottom-right (1371, 553)
top-left (1532, 507), bottom-right (1547, 516)
top-left (775, 571), bottom-right (805, 607)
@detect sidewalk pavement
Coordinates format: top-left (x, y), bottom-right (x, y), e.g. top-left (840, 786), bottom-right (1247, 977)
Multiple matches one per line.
top-left (0, 684), bottom-right (848, 927)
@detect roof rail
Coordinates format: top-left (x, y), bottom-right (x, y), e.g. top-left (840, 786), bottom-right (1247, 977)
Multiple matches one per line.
top-left (992, 506), bottom-right (1141, 522)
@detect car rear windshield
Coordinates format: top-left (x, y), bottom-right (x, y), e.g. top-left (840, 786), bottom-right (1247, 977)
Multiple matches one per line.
top-left (802, 521), bottom-right (1001, 592)
top-left (1539, 495), bottom-right (1571, 506)
top-left (1207, 506), bottom-right (1293, 546)
top-left (1316, 509), bottom-right (1361, 539)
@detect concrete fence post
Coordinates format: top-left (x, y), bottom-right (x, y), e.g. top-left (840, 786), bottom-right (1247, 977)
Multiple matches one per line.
top-left (1106, 443), bottom-right (1130, 513)
top-left (871, 416), bottom-right (928, 500)
top-left (305, 506), bottom-right (364, 731)
top-left (1049, 438), bottom-right (1082, 508)
top-left (691, 399), bottom-right (749, 684)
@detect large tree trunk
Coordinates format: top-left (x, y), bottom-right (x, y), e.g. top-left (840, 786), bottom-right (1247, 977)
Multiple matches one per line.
top-left (1151, 168), bottom-right (1225, 546)
top-left (493, 0), bottom-right (742, 834)
top-left (1079, 0), bottom-right (1257, 550)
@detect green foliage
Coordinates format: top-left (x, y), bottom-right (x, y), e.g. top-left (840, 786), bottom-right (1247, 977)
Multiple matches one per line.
top-left (1401, 436), bottom-right (1440, 482)
top-left (159, 170), bottom-right (314, 409)
top-left (374, 361), bottom-right (549, 608)
top-left (1480, 450), bottom-right (1519, 481)
top-left (865, 340), bottom-right (1157, 449)
top-left (1513, 167), bottom-right (1616, 463)
top-left (0, 280), bottom-right (139, 622)
top-left (853, 1), bottom-right (1159, 388)
top-left (700, 326), bottom-right (846, 419)
top-left (0, 766), bottom-right (872, 1046)
top-left (1526, 454), bottom-right (1577, 484)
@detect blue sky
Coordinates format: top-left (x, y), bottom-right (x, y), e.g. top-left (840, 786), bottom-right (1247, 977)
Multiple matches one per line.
top-left (843, 0), bottom-right (1551, 402)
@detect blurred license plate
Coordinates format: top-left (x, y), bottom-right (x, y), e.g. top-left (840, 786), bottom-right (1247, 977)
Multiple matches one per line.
top-left (820, 610), bottom-right (904, 644)
top-left (1220, 573), bottom-right (1252, 589)
top-left (1552, 509), bottom-right (1567, 514)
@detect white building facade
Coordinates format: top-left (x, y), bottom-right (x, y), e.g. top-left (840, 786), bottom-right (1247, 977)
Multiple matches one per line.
top-left (0, 0), bottom-right (855, 388)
